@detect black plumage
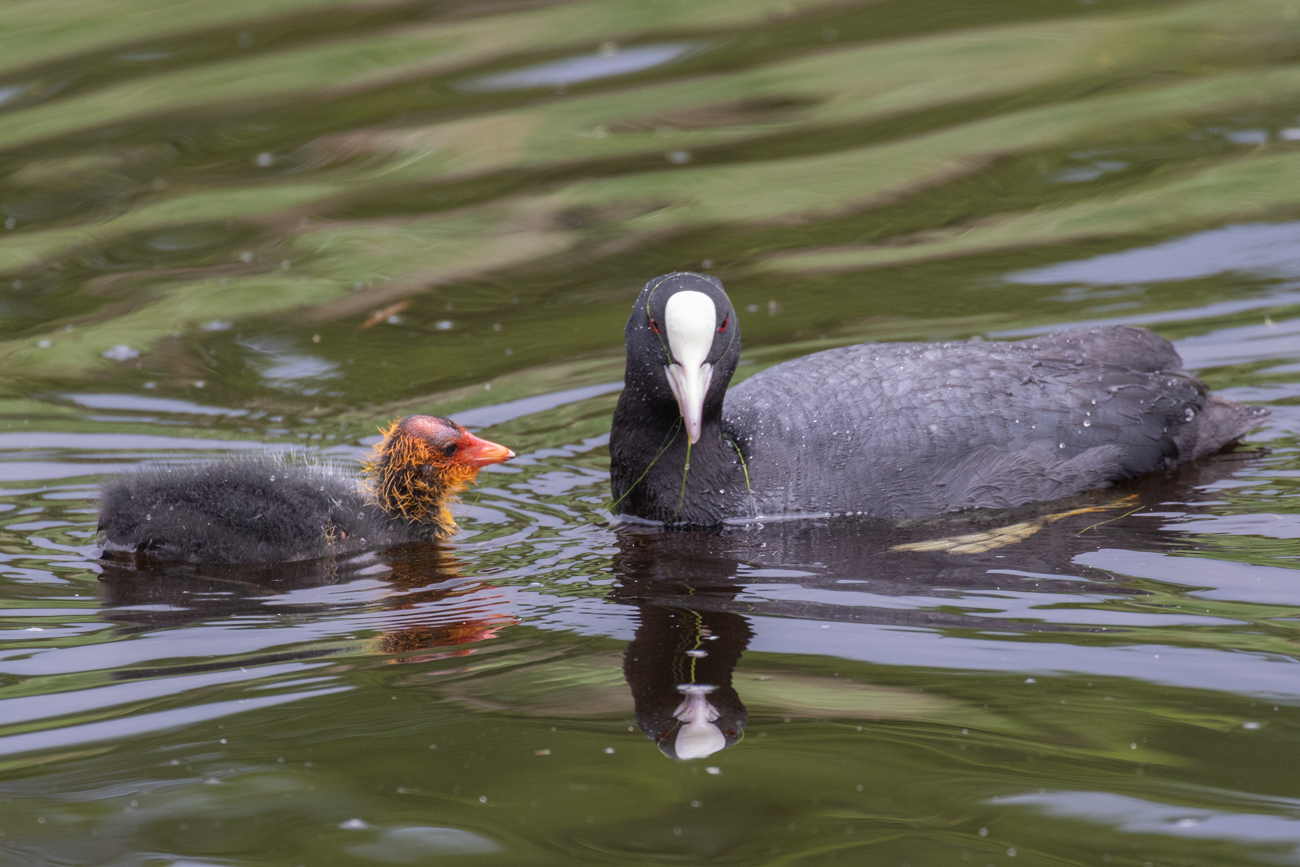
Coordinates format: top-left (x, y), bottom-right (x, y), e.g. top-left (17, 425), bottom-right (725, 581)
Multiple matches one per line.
top-left (98, 455), bottom-right (409, 564)
top-left (610, 272), bottom-right (1269, 526)
top-left (99, 415), bottom-right (514, 564)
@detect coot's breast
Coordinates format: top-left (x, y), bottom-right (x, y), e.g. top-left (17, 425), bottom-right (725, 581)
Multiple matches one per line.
top-left (723, 326), bottom-right (1208, 519)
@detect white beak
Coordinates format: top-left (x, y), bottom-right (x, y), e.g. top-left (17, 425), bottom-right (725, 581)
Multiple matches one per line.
top-left (665, 361), bottom-right (713, 444)
top-left (663, 291), bottom-right (717, 445)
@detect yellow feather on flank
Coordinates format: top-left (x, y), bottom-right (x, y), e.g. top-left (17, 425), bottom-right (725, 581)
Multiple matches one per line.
top-left (360, 420), bottom-right (479, 538)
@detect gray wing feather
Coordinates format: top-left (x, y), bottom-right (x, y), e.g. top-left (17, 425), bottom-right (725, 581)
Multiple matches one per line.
top-left (724, 325), bottom-right (1262, 518)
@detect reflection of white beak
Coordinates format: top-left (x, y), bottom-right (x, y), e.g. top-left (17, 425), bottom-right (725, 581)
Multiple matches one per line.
top-left (663, 291), bottom-right (717, 445)
top-left (674, 684), bottom-right (724, 760)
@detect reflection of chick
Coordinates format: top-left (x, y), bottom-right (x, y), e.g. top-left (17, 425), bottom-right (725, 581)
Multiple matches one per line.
top-left (100, 543), bottom-right (517, 663)
top-left (374, 552), bottom-right (518, 662)
top-left (99, 415), bottom-right (513, 564)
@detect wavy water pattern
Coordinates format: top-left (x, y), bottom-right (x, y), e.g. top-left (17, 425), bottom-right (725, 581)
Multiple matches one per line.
top-left (0, 0), bottom-right (1297, 864)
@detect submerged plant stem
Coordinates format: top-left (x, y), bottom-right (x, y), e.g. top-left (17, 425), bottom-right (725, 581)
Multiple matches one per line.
top-left (675, 437), bottom-right (692, 516)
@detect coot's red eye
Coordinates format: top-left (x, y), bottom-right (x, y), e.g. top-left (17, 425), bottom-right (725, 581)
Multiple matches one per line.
top-left (648, 318), bottom-right (660, 334)
top-left (718, 317), bottom-right (728, 333)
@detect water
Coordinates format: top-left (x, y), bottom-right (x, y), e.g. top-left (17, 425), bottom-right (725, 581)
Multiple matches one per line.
top-left (1, 0), bottom-right (1298, 863)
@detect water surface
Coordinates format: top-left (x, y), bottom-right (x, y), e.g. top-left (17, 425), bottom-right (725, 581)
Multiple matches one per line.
top-left (1, 0), bottom-right (1298, 864)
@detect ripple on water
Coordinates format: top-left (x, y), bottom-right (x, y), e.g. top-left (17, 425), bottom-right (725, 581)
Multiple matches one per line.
top-left (0, 1), bottom-right (1298, 862)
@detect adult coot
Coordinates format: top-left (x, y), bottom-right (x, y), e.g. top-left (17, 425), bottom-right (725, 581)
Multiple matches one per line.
top-left (610, 272), bottom-right (1268, 526)
top-left (99, 415), bottom-right (514, 564)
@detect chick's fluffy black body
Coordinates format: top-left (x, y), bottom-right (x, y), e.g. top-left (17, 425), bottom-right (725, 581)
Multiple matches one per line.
top-left (98, 455), bottom-right (416, 564)
top-left (610, 272), bottom-right (1269, 526)
top-left (98, 414), bottom-right (509, 565)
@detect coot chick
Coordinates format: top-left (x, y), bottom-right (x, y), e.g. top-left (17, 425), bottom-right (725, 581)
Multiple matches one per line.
top-left (610, 272), bottom-right (1269, 526)
top-left (99, 415), bottom-right (514, 564)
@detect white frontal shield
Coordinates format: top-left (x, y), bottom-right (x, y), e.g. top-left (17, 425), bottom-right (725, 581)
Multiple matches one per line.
top-left (663, 291), bottom-right (716, 444)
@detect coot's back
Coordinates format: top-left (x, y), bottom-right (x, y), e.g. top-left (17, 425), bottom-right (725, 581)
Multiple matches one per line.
top-left (724, 325), bottom-right (1267, 518)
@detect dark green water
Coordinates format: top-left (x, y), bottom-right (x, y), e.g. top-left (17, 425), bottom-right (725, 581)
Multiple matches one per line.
top-left (2, 0), bottom-right (1299, 864)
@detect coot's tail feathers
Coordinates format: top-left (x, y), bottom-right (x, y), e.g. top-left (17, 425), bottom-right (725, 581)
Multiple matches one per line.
top-left (1177, 395), bottom-right (1271, 461)
top-left (1037, 324), bottom-right (1270, 459)
top-left (98, 454), bottom-right (392, 565)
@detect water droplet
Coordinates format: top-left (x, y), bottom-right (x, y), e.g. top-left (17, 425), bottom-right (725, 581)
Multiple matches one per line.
top-left (102, 344), bottom-right (140, 361)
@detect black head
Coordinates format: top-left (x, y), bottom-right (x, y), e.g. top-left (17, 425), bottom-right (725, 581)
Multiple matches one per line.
top-left (623, 272), bottom-right (741, 443)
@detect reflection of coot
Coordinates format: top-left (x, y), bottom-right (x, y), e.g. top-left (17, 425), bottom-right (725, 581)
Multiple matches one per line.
top-left (608, 450), bottom-right (1266, 757)
top-left (622, 604), bottom-right (751, 761)
top-left (610, 272), bottom-right (1268, 526)
top-left (614, 531), bottom-right (752, 760)
top-left (98, 416), bottom-right (513, 564)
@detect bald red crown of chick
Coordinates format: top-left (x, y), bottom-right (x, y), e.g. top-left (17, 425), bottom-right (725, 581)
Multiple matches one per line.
top-left (363, 415), bottom-right (514, 537)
